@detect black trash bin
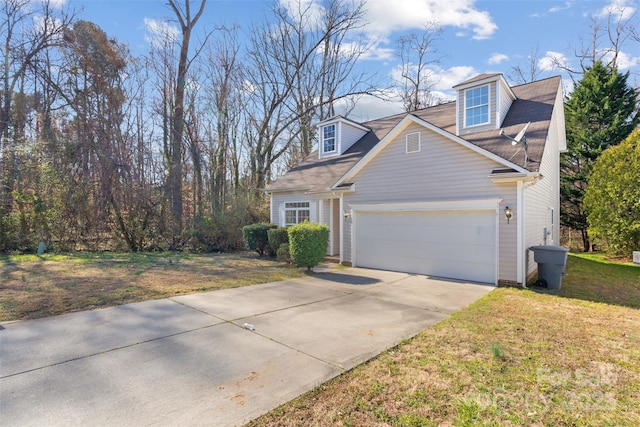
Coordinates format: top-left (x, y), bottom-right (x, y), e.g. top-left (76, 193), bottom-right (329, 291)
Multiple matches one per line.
top-left (530, 245), bottom-right (569, 290)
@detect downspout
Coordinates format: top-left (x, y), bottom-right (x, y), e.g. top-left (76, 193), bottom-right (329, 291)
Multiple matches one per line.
top-left (269, 192), bottom-right (274, 225)
top-left (339, 194), bottom-right (344, 264)
top-left (517, 180), bottom-right (526, 288)
top-left (329, 199), bottom-right (334, 256)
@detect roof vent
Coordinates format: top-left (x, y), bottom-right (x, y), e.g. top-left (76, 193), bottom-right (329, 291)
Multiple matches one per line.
top-left (406, 132), bottom-right (421, 154)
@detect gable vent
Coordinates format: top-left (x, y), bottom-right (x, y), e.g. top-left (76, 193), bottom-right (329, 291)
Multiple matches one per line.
top-left (406, 132), bottom-right (421, 153)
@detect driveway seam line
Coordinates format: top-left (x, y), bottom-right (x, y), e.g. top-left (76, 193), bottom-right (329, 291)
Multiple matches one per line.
top-left (0, 322), bottom-right (225, 380)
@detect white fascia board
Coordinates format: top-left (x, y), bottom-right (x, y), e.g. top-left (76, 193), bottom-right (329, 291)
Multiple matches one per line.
top-left (263, 186), bottom-right (313, 194)
top-left (315, 115), bottom-right (370, 133)
top-left (307, 184), bottom-right (355, 197)
top-left (498, 76), bottom-right (517, 102)
top-left (335, 115), bottom-right (529, 188)
top-left (489, 172), bottom-right (541, 184)
top-left (349, 198), bottom-right (503, 213)
top-left (552, 80), bottom-right (567, 152)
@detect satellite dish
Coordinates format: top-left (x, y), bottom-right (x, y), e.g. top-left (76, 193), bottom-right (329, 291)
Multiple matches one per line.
top-left (498, 122), bottom-right (531, 167)
top-left (513, 121), bottom-right (530, 144)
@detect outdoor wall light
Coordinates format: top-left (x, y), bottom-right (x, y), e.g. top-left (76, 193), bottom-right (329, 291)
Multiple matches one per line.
top-left (504, 206), bottom-right (513, 224)
top-left (343, 209), bottom-right (351, 220)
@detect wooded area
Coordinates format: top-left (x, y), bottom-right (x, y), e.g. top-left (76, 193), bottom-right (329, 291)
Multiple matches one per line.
top-left (0, 0), bottom-right (379, 252)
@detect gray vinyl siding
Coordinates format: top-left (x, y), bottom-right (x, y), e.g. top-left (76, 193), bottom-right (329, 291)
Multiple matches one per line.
top-left (342, 122), bottom-right (519, 282)
top-left (497, 81), bottom-right (514, 127)
top-left (340, 123), bottom-right (368, 154)
top-left (269, 191), bottom-right (319, 227)
top-left (523, 85), bottom-right (564, 279)
top-left (318, 198), bottom-right (340, 256)
top-left (457, 81), bottom-right (498, 136)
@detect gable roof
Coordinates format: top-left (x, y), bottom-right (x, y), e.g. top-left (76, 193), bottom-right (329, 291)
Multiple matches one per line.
top-left (266, 75), bottom-right (562, 194)
top-left (453, 72), bottom-right (503, 88)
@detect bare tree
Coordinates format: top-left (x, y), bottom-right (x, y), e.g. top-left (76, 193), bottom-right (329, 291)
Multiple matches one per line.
top-left (0, 0), bottom-right (74, 249)
top-left (1, 0), bottom-right (72, 143)
top-left (396, 21), bottom-right (442, 112)
top-left (245, 0), bottom-right (376, 189)
top-left (553, 4), bottom-right (639, 81)
top-left (509, 45), bottom-right (544, 84)
top-left (202, 26), bottom-right (243, 215)
top-left (166, 0), bottom-right (207, 239)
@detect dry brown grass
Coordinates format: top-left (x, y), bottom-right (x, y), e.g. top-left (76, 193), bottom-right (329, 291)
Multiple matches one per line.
top-left (249, 258), bottom-right (640, 427)
top-left (0, 252), bottom-right (304, 321)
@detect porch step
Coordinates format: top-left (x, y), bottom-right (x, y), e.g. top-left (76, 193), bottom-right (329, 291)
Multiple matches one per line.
top-left (323, 256), bottom-right (352, 266)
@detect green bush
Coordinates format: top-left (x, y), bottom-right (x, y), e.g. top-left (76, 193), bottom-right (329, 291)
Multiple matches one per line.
top-left (267, 228), bottom-right (289, 255)
top-left (584, 129), bottom-right (640, 254)
top-left (288, 222), bottom-right (329, 271)
top-left (242, 223), bottom-right (277, 256)
top-left (277, 243), bottom-right (292, 264)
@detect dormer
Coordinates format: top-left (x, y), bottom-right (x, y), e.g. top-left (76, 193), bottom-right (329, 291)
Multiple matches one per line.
top-left (318, 116), bottom-right (369, 159)
top-left (453, 73), bottom-right (516, 136)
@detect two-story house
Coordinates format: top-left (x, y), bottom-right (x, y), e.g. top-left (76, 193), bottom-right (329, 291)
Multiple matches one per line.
top-left (266, 74), bottom-right (566, 286)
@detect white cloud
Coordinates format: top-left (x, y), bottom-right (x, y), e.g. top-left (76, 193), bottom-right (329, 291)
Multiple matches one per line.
top-left (279, 0), bottom-right (325, 31)
top-left (531, 1), bottom-right (573, 17)
top-left (344, 63), bottom-right (486, 121)
top-left (488, 53), bottom-right (509, 65)
top-left (433, 65), bottom-right (477, 91)
top-left (601, 50), bottom-right (640, 69)
top-left (33, 14), bottom-right (62, 37)
top-left (596, 0), bottom-right (636, 20)
top-left (538, 51), bottom-right (568, 71)
top-left (362, 0), bottom-right (498, 40)
top-left (31, 0), bottom-right (68, 8)
top-left (343, 40), bottom-right (395, 61)
top-left (339, 92), bottom-right (404, 122)
top-left (549, 1), bottom-right (573, 14)
top-left (144, 18), bottom-right (179, 47)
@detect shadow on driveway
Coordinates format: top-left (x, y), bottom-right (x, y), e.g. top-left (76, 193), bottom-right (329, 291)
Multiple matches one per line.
top-left (312, 272), bottom-right (380, 285)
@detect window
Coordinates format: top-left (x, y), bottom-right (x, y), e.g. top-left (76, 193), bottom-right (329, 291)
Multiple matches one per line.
top-left (284, 202), bottom-right (310, 226)
top-left (465, 85), bottom-right (489, 127)
top-left (323, 124), bottom-right (336, 153)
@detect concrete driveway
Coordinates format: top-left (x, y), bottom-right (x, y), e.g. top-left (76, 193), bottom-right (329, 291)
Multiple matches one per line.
top-left (0, 266), bottom-right (493, 426)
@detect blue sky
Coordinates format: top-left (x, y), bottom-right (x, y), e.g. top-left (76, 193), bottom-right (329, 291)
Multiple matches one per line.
top-left (66, 0), bottom-right (639, 120)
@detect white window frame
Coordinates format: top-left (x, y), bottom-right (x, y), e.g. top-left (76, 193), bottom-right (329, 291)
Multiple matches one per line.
top-left (465, 85), bottom-right (490, 127)
top-left (284, 201), bottom-right (311, 226)
top-left (322, 124), bottom-right (336, 154)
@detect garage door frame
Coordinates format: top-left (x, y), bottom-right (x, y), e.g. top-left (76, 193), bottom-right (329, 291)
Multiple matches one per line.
top-left (350, 198), bottom-right (502, 285)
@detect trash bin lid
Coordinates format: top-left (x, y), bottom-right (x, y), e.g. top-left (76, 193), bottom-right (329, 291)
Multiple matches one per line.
top-left (529, 245), bottom-right (569, 252)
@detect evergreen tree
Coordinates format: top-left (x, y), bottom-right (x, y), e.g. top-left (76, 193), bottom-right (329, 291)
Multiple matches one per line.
top-left (584, 129), bottom-right (640, 255)
top-left (560, 60), bottom-right (639, 252)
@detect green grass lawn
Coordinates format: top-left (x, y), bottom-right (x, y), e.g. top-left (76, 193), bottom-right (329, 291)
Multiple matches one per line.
top-left (248, 254), bottom-right (640, 426)
top-left (559, 253), bottom-right (640, 308)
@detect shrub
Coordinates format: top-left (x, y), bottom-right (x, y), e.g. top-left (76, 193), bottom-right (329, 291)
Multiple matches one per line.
top-left (288, 222), bottom-right (329, 271)
top-left (267, 228), bottom-right (289, 255)
top-left (277, 243), bottom-right (292, 264)
top-left (242, 223), bottom-right (277, 256)
top-left (584, 129), bottom-right (640, 254)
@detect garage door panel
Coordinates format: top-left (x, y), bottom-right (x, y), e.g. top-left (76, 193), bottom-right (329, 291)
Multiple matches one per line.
top-left (355, 210), bottom-right (496, 284)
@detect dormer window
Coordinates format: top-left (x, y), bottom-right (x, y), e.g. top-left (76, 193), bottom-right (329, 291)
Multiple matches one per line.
top-left (323, 124), bottom-right (336, 153)
top-left (465, 85), bottom-right (489, 127)
top-left (317, 116), bottom-right (369, 159)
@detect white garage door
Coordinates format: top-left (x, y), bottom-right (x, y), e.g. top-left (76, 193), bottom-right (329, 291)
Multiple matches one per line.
top-left (354, 210), bottom-right (497, 284)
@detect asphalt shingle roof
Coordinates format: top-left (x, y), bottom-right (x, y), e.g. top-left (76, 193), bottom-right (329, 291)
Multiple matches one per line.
top-left (266, 76), bottom-right (561, 193)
